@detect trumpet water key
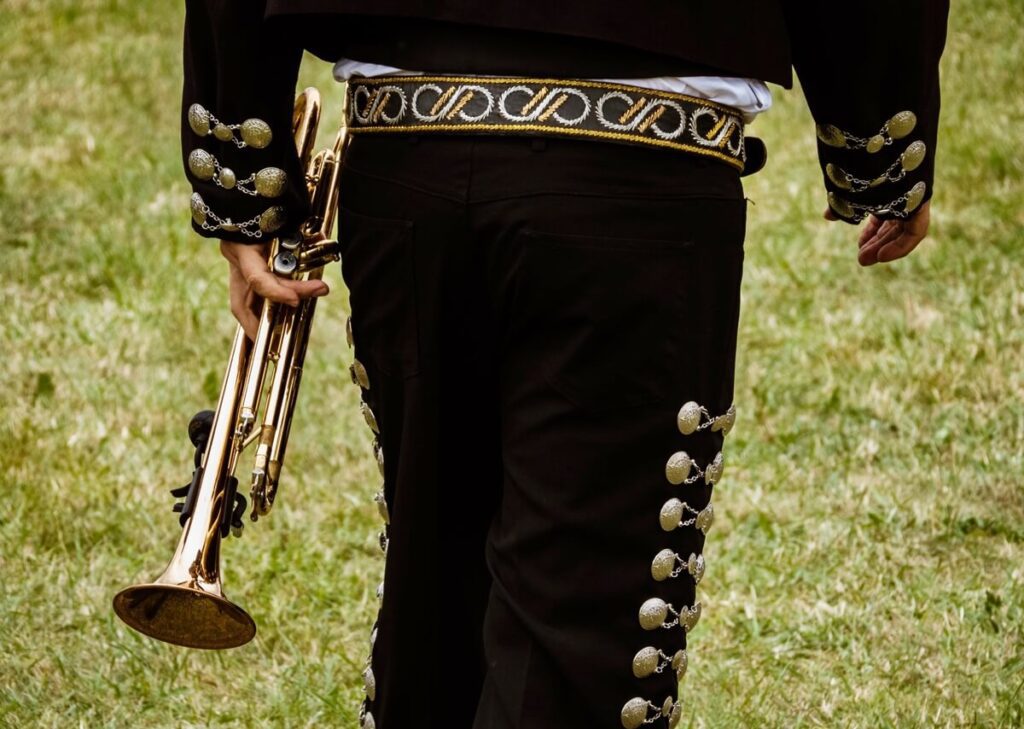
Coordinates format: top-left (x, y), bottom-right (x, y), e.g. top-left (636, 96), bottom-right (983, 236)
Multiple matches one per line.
top-left (113, 88), bottom-right (349, 649)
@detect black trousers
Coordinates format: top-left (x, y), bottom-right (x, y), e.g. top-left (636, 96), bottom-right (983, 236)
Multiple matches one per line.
top-left (337, 133), bottom-right (746, 729)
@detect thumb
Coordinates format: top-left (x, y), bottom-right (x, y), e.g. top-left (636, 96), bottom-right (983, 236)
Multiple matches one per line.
top-left (287, 278), bottom-right (330, 298)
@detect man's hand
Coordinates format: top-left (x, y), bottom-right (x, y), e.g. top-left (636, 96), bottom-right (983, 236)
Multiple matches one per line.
top-left (824, 200), bottom-right (931, 267)
top-left (220, 240), bottom-right (329, 340)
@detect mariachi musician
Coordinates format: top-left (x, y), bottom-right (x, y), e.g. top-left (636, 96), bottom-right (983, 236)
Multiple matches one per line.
top-left (181, 2), bottom-right (949, 727)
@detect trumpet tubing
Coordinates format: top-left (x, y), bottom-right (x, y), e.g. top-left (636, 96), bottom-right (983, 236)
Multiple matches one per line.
top-left (113, 87), bottom-right (348, 649)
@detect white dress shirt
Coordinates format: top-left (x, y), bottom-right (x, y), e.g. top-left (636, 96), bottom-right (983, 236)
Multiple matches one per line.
top-left (333, 58), bottom-right (772, 122)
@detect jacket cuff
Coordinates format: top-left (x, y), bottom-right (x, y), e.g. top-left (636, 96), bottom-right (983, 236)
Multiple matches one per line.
top-left (815, 109), bottom-right (934, 225)
top-left (184, 103), bottom-right (309, 243)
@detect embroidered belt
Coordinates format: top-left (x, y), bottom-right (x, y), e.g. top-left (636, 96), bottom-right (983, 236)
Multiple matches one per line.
top-left (345, 75), bottom-right (757, 173)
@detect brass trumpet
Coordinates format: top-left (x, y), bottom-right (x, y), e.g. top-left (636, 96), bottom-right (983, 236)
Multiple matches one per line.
top-left (113, 88), bottom-right (347, 649)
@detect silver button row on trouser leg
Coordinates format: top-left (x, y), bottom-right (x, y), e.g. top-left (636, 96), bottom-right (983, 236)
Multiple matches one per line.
top-left (650, 548), bottom-right (705, 584)
top-left (349, 339), bottom-right (391, 728)
top-left (676, 400), bottom-right (736, 436)
top-left (632, 646), bottom-right (688, 680)
top-left (664, 449), bottom-right (724, 486)
top-left (359, 701), bottom-right (376, 729)
top-left (659, 498), bottom-right (715, 535)
top-left (638, 597), bottom-right (702, 633)
top-left (620, 696), bottom-right (682, 729)
top-left (621, 401), bottom-right (736, 728)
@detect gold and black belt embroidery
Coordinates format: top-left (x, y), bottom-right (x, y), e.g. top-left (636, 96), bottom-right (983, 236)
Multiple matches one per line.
top-left (344, 75), bottom-right (750, 172)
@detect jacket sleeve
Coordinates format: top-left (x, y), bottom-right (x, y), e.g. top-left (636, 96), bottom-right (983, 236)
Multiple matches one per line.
top-left (784, 2), bottom-right (949, 224)
top-left (182, 0), bottom-right (309, 243)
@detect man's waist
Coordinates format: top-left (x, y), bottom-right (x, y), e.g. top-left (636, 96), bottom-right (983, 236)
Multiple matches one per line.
top-left (344, 74), bottom-right (766, 175)
top-left (335, 60), bottom-right (772, 122)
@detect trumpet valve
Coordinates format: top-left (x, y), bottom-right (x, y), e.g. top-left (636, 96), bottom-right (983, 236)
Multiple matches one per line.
top-left (236, 409), bottom-right (257, 440)
top-left (273, 251), bottom-right (299, 276)
top-left (250, 443), bottom-right (271, 519)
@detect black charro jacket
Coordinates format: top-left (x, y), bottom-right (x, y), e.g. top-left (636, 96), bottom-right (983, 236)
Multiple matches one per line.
top-left (182, 1), bottom-right (949, 242)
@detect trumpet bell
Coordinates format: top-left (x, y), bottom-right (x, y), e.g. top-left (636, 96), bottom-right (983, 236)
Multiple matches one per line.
top-left (113, 582), bottom-right (255, 649)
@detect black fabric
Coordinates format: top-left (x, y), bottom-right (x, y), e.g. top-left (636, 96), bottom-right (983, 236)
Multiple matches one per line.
top-left (181, 1), bottom-right (949, 243)
top-left (276, 12), bottom-right (787, 83)
top-left (338, 134), bottom-right (745, 729)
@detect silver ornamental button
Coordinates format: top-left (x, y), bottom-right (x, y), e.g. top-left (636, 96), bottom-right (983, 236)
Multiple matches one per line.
top-left (638, 597), bottom-right (669, 630)
top-left (213, 123), bottom-right (234, 142)
top-left (673, 649), bottom-right (688, 680)
top-left (219, 167), bottom-right (237, 189)
top-left (361, 401), bottom-right (380, 433)
top-left (620, 697), bottom-right (650, 729)
top-left (659, 498), bottom-right (685, 532)
top-left (378, 530), bottom-right (388, 552)
top-left (900, 140), bottom-right (927, 172)
top-left (668, 699), bottom-right (682, 728)
top-left (376, 580), bottom-right (384, 599)
top-left (887, 110), bottom-right (917, 139)
top-left (632, 646), bottom-right (660, 678)
top-left (346, 316), bottom-right (354, 347)
top-left (254, 167), bottom-right (287, 197)
top-left (662, 696), bottom-right (674, 716)
top-left (220, 219), bottom-right (239, 232)
top-left (713, 404), bottom-right (736, 435)
top-left (374, 491), bottom-right (389, 524)
top-left (904, 181), bottom-right (927, 214)
top-left (375, 443), bottom-right (385, 476)
top-left (677, 401), bottom-right (702, 435)
top-left (816, 123), bottom-right (846, 148)
top-left (187, 148), bottom-right (216, 180)
top-left (696, 503), bottom-right (714, 534)
top-left (190, 192), bottom-right (206, 224)
top-left (651, 549), bottom-right (678, 581)
top-left (361, 711), bottom-right (375, 729)
top-left (259, 206), bottom-right (287, 234)
top-left (681, 602), bottom-right (702, 632)
top-left (240, 118), bottom-right (273, 148)
top-left (363, 666), bottom-right (376, 701)
top-left (704, 451), bottom-right (724, 485)
top-left (866, 134), bottom-right (886, 153)
top-left (870, 175), bottom-right (887, 188)
top-left (188, 103), bottom-right (211, 136)
top-left (369, 625), bottom-right (378, 646)
top-left (351, 359), bottom-right (370, 389)
top-left (665, 451), bottom-right (693, 484)
top-left (688, 553), bottom-right (705, 584)
top-left (828, 192), bottom-right (856, 220)
top-left (826, 163), bottom-right (852, 191)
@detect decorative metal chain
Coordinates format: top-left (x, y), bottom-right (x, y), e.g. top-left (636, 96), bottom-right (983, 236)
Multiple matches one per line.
top-left (195, 199), bottom-right (265, 238)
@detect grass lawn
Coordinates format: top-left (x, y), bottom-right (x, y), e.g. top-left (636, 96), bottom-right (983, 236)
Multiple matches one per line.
top-left (1, 1), bottom-right (1022, 727)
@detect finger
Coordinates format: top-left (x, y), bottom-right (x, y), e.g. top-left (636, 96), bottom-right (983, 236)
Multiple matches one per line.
top-left (861, 219), bottom-right (902, 251)
top-left (229, 266), bottom-right (260, 339)
top-left (232, 247), bottom-right (299, 305)
top-left (876, 232), bottom-right (925, 263)
top-left (285, 278), bottom-right (330, 299)
top-left (857, 241), bottom-right (883, 267)
top-left (237, 303), bottom-right (260, 340)
top-left (856, 222), bottom-right (901, 266)
top-left (249, 272), bottom-right (329, 305)
top-left (245, 286), bottom-right (261, 318)
top-left (858, 215), bottom-right (883, 246)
